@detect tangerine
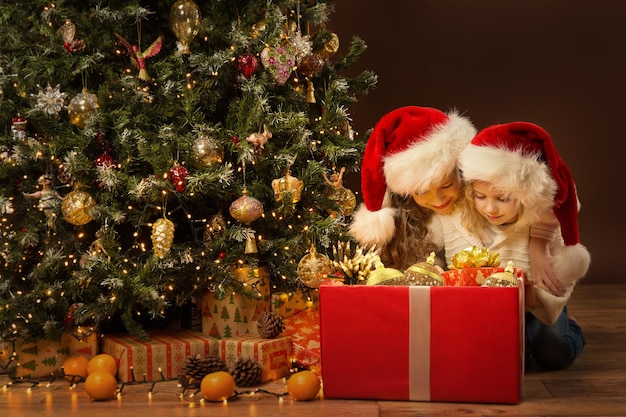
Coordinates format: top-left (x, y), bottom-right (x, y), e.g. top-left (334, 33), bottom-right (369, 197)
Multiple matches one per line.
top-left (200, 371), bottom-right (236, 402)
top-left (287, 370), bottom-right (321, 401)
top-left (87, 353), bottom-right (118, 377)
top-left (84, 371), bottom-right (118, 401)
top-left (62, 355), bottom-right (89, 382)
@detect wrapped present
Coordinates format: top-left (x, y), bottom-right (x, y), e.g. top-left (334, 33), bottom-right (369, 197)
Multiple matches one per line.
top-left (283, 309), bottom-right (321, 369)
top-left (443, 266), bottom-right (525, 286)
top-left (7, 328), bottom-right (98, 379)
top-left (100, 329), bottom-right (220, 383)
top-left (271, 290), bottom-right (319, 319)
top-left (320, 268), bottom-right (525, 404)
top-left (199, 265), bottom-right (271, 339)
top-left (218, 334), bottom-right (292, 382)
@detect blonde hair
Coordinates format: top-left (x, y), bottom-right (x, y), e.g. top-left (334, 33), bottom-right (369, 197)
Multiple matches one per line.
top-left (460, 181), bottom-right (525, 235)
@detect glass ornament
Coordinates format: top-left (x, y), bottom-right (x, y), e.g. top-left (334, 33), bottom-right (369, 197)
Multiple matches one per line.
top-left (170, 0), bottom-right (202, 54)
top-left (62, 189), bottom-right (96, 225)
top-left (68, 89), bottom-right (99, 128)
top-left (193, 135), bottom-right (224, 167)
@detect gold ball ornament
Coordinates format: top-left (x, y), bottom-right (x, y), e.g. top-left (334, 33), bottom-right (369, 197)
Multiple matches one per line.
top-left (200, 371), bottom-right (236, 402)
top-left (287, 370), bottom-right (321, 401)
top-left (193, 135), bottom-right (224, 167)
top-left (403, 252), bottom-right (444, 286)
top-left (483, 261), bottom-right (519, 287)
top-left (298, 53), bottom-right (325, 77)
top-left (297, 246), bottom-right (335, 288)
top-left (229, 188), bottom-right (263, 225)
top-left (62, 189), bottom-right (95, 225)
top-left (68, 88), bottom-right (99, 128)
top-left (169, 0), bottom-right (202, 54)
top-left (84, 371), bottom-right (118, 401)
top-left (151, 217), bottom-right (175, 258)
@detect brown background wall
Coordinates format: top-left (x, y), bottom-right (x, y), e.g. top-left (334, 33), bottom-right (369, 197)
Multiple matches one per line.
top-left (330, 0), bottom-right (624, 284)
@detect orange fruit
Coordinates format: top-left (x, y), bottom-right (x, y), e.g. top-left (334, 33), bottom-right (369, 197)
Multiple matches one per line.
top-left (200, 371), bottom-right (236, 402)
top-left (84, 371), bottom-right (118, 401)
top-left (287, 370), bottom-right (321, 401)
top-left (87, 353), bottom-right (118, 377)
top-left (62, 355), bottom-right (89, 381)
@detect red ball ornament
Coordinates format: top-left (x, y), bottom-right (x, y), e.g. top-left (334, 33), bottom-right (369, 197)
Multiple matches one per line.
top-left (95, 153), bottom-right (115, 167)
top-left (237, 52), bottom-right (258, 78)
top-left (218, 251), bottom-right (226, 259)
top-left (169, 164), bottom-right (189, 192)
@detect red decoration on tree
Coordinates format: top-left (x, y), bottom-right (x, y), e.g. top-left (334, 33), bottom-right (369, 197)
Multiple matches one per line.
top-left (237, 52), bottom-right (258, 78)
top-left (95, 133), bottom-right (115, 167)
top-left (169, 164), bottom-right (189, 192)
top-left (232, 135), bottom-right (240, 145)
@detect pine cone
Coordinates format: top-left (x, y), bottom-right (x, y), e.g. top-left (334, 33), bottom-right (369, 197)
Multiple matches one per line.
top-left (257, 311), bottom-right (285, 338)
top-left (231, 357), bottom-right (262, 387)
top-left (179, 354), bottom-right (228, 387)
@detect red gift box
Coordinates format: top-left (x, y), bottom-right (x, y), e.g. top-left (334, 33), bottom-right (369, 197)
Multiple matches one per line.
top-left (320, 269), bottom-right (524, 404)
top-left (283, 308), bottom-right (321, 368)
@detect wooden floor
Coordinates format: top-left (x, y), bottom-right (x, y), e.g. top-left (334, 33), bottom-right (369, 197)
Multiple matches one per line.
top-left (1, 284), bottom-right (625, 417)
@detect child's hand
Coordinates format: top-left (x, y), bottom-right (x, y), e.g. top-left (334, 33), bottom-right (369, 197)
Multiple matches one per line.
top-left (529, 236), bottom-right (564, 297)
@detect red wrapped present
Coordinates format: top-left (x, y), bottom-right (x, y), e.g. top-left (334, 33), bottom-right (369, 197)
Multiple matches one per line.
top-left (218, 334), bottom-right (292, 382)
top-left (320, 268), bottom-right (524, 404)
top-left (101, 329), bottom-right (220, 383)
top-left (283, 308), bottom-right (321, 369)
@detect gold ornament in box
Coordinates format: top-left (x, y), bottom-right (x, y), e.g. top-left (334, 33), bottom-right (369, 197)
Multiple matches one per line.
top-left (297, 246), bottom-right (335, 288)
top-left (483, 261), bottom-right (519, 287)
top-left (62, 188), bottom-right (95, 225)
top-left (403, 252), bottom-right (444, 286)
top-left (366, 260), bottom-right (404, 286)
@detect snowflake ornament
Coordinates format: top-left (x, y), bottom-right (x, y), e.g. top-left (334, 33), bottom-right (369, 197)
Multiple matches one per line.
top-left (289, 30), bottom-right (313, 60)
top-left (33, 84), bottom-right (68, 116)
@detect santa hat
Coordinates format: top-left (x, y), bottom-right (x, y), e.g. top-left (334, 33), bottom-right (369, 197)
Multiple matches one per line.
top-left (349, 106), bottom-right (476, 246)
top-left (458, 121), bottom-right (581, 246)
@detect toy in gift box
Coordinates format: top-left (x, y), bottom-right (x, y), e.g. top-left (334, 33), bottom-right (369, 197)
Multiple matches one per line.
top-left (199, 265), bottom-right (271, 339)
top-left (320, 266), bottom-right (525, 404)
top-left (100, 329), bottom-right (220, 383)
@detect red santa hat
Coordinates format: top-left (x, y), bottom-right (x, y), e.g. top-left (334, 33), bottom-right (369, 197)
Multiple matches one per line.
top-left (458, 121), bottom-right (581, 246)
top-left (349, 106), bottom-right (476, 246)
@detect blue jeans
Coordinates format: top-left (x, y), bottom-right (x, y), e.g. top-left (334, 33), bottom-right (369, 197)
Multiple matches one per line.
top-left (525, 306), bottom-right (585, 370)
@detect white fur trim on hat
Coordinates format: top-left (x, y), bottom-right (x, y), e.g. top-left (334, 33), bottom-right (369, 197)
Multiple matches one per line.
top-left (384, 112), bottom-right (476, 195)
top-left (349, 204), bottom-right (398, 246)
top-left (458, 145), bottom-right (557, 225)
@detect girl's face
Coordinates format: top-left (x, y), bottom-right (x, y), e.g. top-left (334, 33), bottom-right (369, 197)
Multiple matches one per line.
top-left (471, 181), bottom-right (520, 226)
top-left (411, 173), bottom-right (460, 215)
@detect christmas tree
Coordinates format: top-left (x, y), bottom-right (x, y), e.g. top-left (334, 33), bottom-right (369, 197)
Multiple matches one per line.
top-left (0, 1), bottom-right (376, 342)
